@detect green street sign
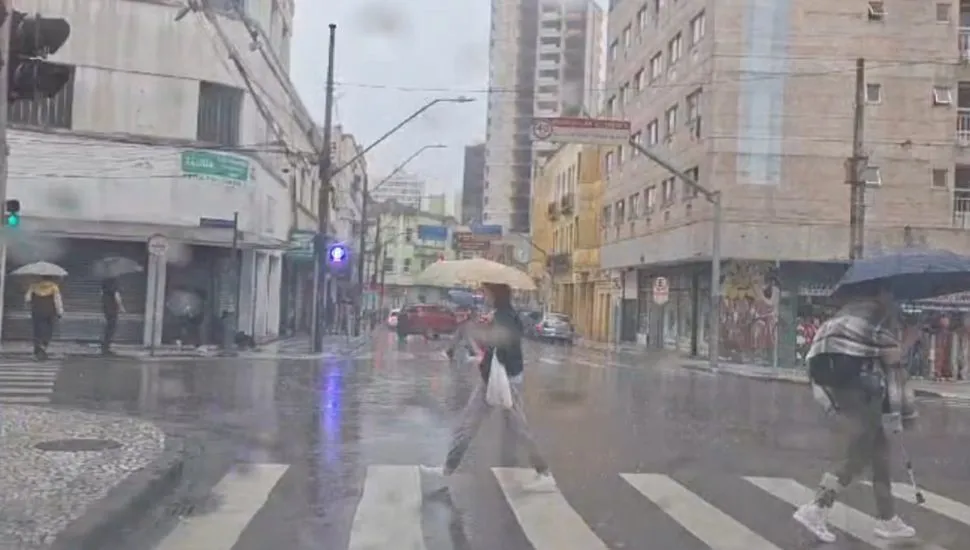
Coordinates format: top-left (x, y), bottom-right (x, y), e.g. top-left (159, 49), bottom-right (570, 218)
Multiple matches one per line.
top-left (181, 150), bottom-right (251, 184)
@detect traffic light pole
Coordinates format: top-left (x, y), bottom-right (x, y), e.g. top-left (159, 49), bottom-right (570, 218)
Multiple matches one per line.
top-left (0, 1), bottom-right (12, 345)
top-left (353, 174), bottom-right (369, 336)
top-left (310, 24), bottom-right (336, 353)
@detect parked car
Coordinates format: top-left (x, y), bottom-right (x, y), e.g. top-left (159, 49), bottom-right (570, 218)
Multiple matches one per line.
top-left (519, 310), bottom-right (543, 339)
top-left (535, 313), bottom-right (574, 344)
top-left (397, 304), bottom-right (458, 338)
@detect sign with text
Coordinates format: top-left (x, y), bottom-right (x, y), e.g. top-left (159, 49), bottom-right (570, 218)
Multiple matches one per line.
top-left (470, 223), bottom-right (502, 236)
top-left (181, 150), bottom-right (252, 184)
top-left (417, 224), bottom-right (448, 242)
top-left (531, 117), bottom-right (631, 145)
top-left (454, 232), bottom-right (491, 251)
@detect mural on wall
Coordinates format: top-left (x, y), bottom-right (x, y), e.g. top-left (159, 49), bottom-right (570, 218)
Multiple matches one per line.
top-left (720, 261), bottom-right (779, 363)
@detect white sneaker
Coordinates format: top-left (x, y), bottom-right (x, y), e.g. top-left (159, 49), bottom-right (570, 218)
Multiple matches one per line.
top-left (523, 471), bottom-right (557, 492)
top-left (874, 516), bottom-right (916, 539)
top-left (793, 503), bottom-right (836, 543)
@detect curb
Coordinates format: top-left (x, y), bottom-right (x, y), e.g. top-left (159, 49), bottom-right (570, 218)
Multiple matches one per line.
top-left (50, 433), bottom-right (196, 550)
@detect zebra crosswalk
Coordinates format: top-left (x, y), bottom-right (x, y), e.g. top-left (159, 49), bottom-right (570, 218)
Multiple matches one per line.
top-left (146, 463), bottom-right (970, 550)
top-left (0, 360), bottom-right (60, 404)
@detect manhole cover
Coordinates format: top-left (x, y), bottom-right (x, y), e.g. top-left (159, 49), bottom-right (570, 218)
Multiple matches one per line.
top-left (34, 438), bottom-right (122, 452)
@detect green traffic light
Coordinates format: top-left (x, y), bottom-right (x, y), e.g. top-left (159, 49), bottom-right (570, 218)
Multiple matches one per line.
top-left (5, 214), bottom-right (19, 227)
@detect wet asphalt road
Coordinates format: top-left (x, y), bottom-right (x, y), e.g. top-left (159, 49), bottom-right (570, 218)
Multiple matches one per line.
top-left (33, 333), bottom-right (970, 549)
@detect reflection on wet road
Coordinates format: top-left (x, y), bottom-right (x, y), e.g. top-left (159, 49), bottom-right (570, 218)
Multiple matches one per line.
top-left (49, 332), bottom-right (970, 549)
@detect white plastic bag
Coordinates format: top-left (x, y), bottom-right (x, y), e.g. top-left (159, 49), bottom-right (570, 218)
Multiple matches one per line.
top-left (485, 354), bottom-right (514, 409)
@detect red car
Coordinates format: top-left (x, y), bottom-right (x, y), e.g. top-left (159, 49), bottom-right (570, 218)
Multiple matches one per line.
top-left (397, 304), bottom-right (458, 338)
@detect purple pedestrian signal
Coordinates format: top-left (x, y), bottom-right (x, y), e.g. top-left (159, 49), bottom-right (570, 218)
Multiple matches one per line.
top-left (328, 244), bottom-right (347, 263)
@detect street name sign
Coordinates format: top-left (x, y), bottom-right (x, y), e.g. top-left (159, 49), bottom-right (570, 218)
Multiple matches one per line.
top-left (532, 117), bottom-right (631, 145)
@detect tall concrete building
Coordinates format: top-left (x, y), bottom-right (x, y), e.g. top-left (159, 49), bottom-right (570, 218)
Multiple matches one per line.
top-left (483, 0), bottom-right (603, 234)
top-left (370, 171), bottom-right (425, 208)
top-left (600, 0), bottom-right (970, 365)
top-left (460, 143), bottom-right (486, 224)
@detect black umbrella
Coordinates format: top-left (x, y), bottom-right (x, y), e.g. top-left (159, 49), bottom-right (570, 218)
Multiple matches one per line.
top-left (833, 248), bottom-right (970, 301)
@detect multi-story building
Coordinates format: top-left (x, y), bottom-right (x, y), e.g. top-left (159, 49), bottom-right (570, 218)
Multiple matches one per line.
top-left (483, 0), bottom-right (603, 235)
top-left (460, 143), bottom-right (485, 224)
top-left (529, 143), bottom-right (607, 340)
top-left (370, 171), bottom-right (425, 209)
top-left (601, 0), bottom-right (970, 364)
top-left (368, 203), bottom-right (456, 308)
top-left (2, 0), bottom-right (322, 346)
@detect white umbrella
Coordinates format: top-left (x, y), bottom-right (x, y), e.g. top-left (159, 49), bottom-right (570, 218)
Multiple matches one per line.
top-left (414, 258), bottom-right (536, 290)
top-left (10, 261), bottom-right (67, 277)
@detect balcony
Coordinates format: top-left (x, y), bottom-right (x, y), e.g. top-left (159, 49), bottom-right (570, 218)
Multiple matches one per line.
top-left (547, 201), bottom-right (559, 220)
top-left (572, 248), bottom-right (599, 272)
top-left (560, 193), bottom-right (574, 214)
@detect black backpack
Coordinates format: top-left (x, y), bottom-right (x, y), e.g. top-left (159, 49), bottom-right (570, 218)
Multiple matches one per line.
top-left (808, 353), bottom-right (864, 387)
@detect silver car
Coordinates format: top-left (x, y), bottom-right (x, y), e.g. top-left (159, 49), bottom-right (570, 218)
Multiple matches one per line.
top-left (537, 313), bottom-right (574, 344)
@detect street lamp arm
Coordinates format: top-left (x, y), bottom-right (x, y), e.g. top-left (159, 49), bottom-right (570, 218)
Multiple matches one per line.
top-left (371, 145), bottom-right (443, 194)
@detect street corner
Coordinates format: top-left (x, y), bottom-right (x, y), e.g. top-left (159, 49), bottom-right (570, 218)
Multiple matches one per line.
top-left (0, 405), bottom-right (186, 550)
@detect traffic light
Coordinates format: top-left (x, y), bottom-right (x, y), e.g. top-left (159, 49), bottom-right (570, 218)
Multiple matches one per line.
top-left (7, 11), bottom-right (72, 101)
top-left (327, 243), bottom-right (348, 264)
top-left (4, 199), bottom-right (20, 227)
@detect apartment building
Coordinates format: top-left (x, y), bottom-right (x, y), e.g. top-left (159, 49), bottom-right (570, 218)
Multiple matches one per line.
top-left (370, 171), bottom-right (425, 208)
top-left (601, 0), bottom-right (970, 365)
top-left (483, 0), bottom-right (602, 236)
top-left (461, 143), bottom-right (486, 224)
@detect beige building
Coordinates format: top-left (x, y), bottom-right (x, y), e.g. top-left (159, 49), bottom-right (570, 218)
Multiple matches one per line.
top-left (600, 1), bottom-right (970, 364)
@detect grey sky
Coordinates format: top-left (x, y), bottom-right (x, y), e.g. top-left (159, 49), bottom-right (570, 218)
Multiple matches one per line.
top-left (290, 0), bottom-right (490, 197)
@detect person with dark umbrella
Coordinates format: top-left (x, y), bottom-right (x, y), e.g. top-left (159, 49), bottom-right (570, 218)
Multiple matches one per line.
top-left (100, 277), bottom-right (125, 355)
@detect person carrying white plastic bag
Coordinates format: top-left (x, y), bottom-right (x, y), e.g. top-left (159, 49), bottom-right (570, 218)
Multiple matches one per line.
top-left (422, 283), bottom-right (555, 493)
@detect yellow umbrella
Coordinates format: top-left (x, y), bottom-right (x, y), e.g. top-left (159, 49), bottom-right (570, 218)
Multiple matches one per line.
top-left (414, 258), bottom-right (536, 290)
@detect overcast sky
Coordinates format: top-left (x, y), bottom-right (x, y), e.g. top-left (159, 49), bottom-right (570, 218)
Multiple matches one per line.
top-left (290, 0), bottom-right (490, 197)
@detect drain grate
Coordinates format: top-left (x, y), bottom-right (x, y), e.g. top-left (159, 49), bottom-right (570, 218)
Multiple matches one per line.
top-left (33, 438), bottom-right (123, 452)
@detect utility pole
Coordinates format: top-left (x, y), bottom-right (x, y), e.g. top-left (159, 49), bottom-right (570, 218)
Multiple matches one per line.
top-left (311, 24), bottom-right (336, 353)
top-left (0, 1), bottom-right (11, 345)
top-left (848, 58), bottom-right (867, 260)
top-left (354, 174), bottom-right (369, 336)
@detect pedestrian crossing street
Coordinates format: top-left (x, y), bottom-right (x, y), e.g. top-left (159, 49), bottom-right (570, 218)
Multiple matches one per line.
top-left (0, 360), bottom-right (59, 404)
top-left (150, 463), bottom-right (970, 549)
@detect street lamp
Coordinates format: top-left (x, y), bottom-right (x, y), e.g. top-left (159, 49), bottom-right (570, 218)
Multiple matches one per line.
top-left (354, 144), bottom-right (448, 335)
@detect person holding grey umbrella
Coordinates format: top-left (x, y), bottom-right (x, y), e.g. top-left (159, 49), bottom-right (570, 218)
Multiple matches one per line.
top-left (100, 278), bottom-right (125, 355)
top-left (24, 277), bottom-right (64, 360)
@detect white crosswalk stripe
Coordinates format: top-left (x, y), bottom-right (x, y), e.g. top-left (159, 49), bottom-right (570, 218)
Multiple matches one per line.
top-left (147, 464), bottom-right (970, 549)
top-left (0, 361), bottom-right (60, 404)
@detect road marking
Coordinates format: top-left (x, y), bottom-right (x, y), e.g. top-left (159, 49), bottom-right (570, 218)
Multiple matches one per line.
top-left (348, 465), bottom-right (425, 549)
top-left (539, 357), bottom-right (560, 365)
top-left (492, 467), bottom-right (609, 550)
top-left (154, 463), bottom-right (289, 550)
top-left (862, 480), bottom-right (970, 527)
top-left (745, 477), bottom-right (947, 549)
top-left (0, 395), bottom-right (50, 403)
top-left (622, 473), bottom-right (781, 549)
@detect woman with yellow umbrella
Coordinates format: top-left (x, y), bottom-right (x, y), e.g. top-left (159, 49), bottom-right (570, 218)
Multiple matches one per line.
top-left (415, 259), bottom-right (556, 493)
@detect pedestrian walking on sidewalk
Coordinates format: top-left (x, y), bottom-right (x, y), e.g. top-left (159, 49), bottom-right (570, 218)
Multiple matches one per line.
top-left (100, 277), bottom-right (125, 355)
top-left (795, 279), bottom-right (918, 543)
top-left (25, 277), bottom-right (64, 361)
top-left (422, 282), bottom-right (555, 493)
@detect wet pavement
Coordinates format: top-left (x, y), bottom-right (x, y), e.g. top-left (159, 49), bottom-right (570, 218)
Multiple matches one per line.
top-left (26, 331), bottom-right (970, 549)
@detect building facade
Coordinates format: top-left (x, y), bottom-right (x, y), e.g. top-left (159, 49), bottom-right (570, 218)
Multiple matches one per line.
top-left (529, 143), bottom-right (607, 340)
top-left (483, 0), bottom-right (603, 234)
top-left (2, 0), bottom-right (319, 347)
top-left (370, 171), bottom-right (425, 209)
top-left (460, 143), bottom-right (485, 224)
top-left (601, 0), bottom-right (970, 364)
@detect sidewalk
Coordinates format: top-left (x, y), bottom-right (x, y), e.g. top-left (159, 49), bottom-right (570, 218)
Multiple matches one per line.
top-left (679, 358), bottom-right (970, 401)
top-left (0, 405), bottom-right (187, 549)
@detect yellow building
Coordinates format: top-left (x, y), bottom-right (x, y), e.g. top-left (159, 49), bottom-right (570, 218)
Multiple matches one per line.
top-left (530, 144), bottom-right (608, 341)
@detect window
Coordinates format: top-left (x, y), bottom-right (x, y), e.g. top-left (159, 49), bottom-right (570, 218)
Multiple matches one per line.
top-left (383, 258), bottom-right (394, 273)
top-left (637, 7), bottom-right (648, 31)
top-left (619, 83), bottom-right (629, 105)
top-left (609, 40), bottom-right (618, 61)
top-left (932, 168), bottom-right (948, 188)
top-left (631, 131), bottom-right (642, 153)
top-left (604, 150), bottom-right (614, 174)
top-left (661, 178), bottom-right (675, 204)
top-left (629, 193), bottom-right (640, 218)
top-left (668, 33), bottom-right (682, 65)
top-left (864, 166), bottom-right (882, 186)
top-left (690, 11), bottom-right (706, 45)
top-left (937, 3), bottom-right (951, 21)
top-left (537, 100), bottom-right (558, 111)
top-left (664, 104), bottom-right (678, 137)
top-left (606, 96), bottom-right (615, 116)
top-left (197, 81), bottom-right (243, 145)
top-left (644, 187), bottom-right (656, 212)
top-left (602, 205), bottom-right (611, 227)
top-left (685, 88), bottom-right (702, 120)
top-left (623, 25), bottom-right (632, 48)
top-left (617, 144), bottom-right (624, 164)
top-left (647, 119), bottom-right (659, 145)
top-left (403, 258), bottom-right (411, 273)
top-left (539, 52), bottom-right (559, 63)
top-left (933, 86), bottom-right (953, 105)
top-left (865, 83), bottom-right (882, 103)
top-left (633, 69), bottom-right (644, 92)
top-left (649, 52), bottom-right (663, 80)
top-left (9, 64), bottom-right (75, 129)
top-left (405, 228), bottom-right (413, 242)
top-left (684, 167), bottom-right (700, 199)
top-left (615, 199), bottom-right (625, 224)
top-left (867, 1), bottom-right (885, 20)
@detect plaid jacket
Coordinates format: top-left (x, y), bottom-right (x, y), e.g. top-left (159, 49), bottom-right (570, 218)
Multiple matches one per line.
top-left (806, 298), bottom-right (900, 360)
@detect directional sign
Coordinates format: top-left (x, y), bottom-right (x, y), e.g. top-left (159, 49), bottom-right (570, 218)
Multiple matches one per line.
top-left (531, 117), bottom-right (631, 145)
top-left (653, 276), bottom-right (669, 305)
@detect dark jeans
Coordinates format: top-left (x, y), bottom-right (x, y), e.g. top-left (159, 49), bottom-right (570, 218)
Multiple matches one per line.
top-left (102, 312), bottom-right (118, 352)
top-left (32, 314), bottom-right (54, 356)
